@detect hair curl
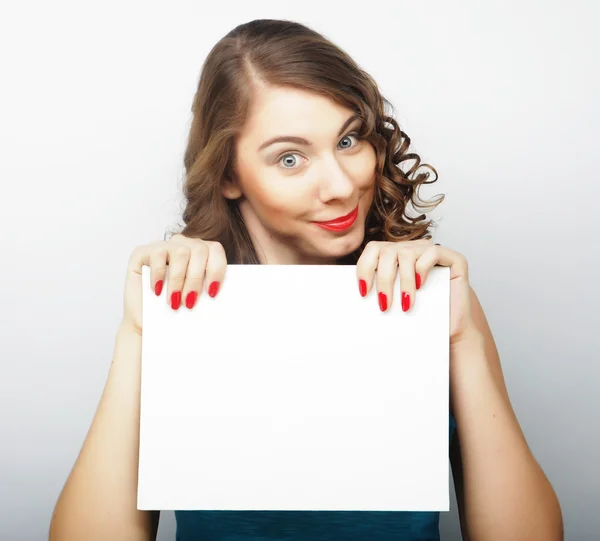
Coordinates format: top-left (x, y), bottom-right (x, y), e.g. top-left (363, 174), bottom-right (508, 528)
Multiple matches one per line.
top-left (170, 19), bottom-right (444, 264)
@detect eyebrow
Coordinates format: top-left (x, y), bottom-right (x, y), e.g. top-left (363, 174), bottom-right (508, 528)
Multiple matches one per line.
top-left (257, 113), bottom-right (361, 151)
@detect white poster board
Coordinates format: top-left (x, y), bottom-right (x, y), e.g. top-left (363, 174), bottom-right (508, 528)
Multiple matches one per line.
top-left (138, 264), bottom-right (450, 511)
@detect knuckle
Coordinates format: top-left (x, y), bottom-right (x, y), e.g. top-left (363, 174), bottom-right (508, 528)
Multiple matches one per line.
top-left (171, 244), bottom-right (191, 258)
top-left (379, 246), bottom-right (394, 259)
top-left (396, 247), bottom-right (412, 259)
top-left (132, 244), bottom-right (148, 257)
top-left (185, 272), bottom-right (206, 283)
top-left (169, 233), bottom-right (186, 243)
top-left (208, 240), bottom-right (227, 256)
top-left (128, 246), bottom-right (141, 263)
top-left (169, 276), bottom-right (186, 289)
top-left (128, 245), bottom-right (147, 267)
top-left (365, 240), bottom-right (381, 252)
top-left (153, 245), bottom-right (168, 260)
top-left (375, 270), bottom-right (393, 285)
top-left (191, 244), bottom-right (210, 258)
top-left (168, 233), bottom-right (205, 249)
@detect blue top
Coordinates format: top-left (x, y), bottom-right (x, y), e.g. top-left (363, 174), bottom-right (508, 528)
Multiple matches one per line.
top-left (175, 415), bottom-right (456, 541)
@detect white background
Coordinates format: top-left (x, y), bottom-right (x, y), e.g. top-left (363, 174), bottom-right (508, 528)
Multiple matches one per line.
top-left (1, 1), bottom-right (599, 539)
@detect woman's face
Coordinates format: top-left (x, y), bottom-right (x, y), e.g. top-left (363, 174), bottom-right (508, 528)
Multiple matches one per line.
top-left (225, 85), bottom-right (377, 264)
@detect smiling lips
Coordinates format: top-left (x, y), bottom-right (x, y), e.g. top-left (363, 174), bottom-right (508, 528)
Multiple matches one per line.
top-left (313, 205), bottom-right (359, 232)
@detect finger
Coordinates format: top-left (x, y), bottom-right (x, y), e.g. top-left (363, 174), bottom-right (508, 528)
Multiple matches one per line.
top-left (149, 243), bottom-right (169, 297)
top-left (165, 244), bottom-right (191, 310)
top-left (415, 244), bottom-right (468, 285)
top-left (129, 243), bottom-right (169, 297)
top-left (204, 241), bottom-right (228, 297)
top-left (397, 248), bottom-right (417, 312)
top-left (355, 241), bottom-right (381, 297)
top-left (375, 246), bottom-right (398, 312)
top-left (181, 242), bottom-right (209, 309)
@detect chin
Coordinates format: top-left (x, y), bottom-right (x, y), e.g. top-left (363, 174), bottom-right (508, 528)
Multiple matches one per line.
top-left (313, 227), bottom-right (365, 259)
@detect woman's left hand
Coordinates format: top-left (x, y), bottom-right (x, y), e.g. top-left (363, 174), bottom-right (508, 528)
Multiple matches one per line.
top-left (356, 239), bottom-right (476, 344)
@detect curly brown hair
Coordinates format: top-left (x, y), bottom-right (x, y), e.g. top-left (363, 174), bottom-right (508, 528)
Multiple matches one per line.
top-left (172, 19), bottom-right (444, 264)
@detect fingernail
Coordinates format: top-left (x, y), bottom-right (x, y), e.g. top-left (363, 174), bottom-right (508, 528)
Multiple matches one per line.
top-left (171, 291), bottom-right (181, 310)
top-left (402, 292), bottom-right (410, 312)
top-left (416, 273), bottom-right (421, 290)
top-left (185, 291), bottom-right (198, 309)
top-left (155, 280), bottom-right (164, 296)
top-left (378, 292), bottom-right (388, 312)
top-left (208, 281), bottom-right (220, 298)
top-left (358, 279), bottom-right (367, 297)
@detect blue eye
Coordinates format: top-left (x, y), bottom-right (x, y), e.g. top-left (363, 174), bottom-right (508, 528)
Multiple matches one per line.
top-left (338, 133), bottom-right (359, 149)
top-left (279, 153), bottom-right (302, 169)
top-left (277, 133), bottom-right (361, 169)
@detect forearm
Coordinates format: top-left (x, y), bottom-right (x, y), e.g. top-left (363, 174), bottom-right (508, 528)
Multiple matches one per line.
top-left (50, 324), bottom-right (157, 541)
top-left (450, 330), bottom-right (563, 541)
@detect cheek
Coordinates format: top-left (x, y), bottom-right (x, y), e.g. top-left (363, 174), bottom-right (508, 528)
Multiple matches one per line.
top-left (354, 147), bottom-right (378, 189)
top-left (245, 168), bottom-right (311, 219)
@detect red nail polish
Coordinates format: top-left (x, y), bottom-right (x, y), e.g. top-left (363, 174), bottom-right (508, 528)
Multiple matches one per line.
top-left (155, 280), bottom-right (163, 296)
top-left (415, 273), bottom-right (421, 290)
top-left (402, 292), bottom-right (410, 312)
top-left (171, 291), bottom-right (181, 310)
top-left (378, 292), bottom-right (388, 312)
top-left (208, 281), bottom-right (220, 298)
top-left (358, 279), bottom-right (367, 297)
top-left (185, 291), bottom-right (197, 309)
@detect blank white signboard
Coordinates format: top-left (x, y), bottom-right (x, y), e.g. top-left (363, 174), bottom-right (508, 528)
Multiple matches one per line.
top-left (138, 264), bottom-right (450, 511)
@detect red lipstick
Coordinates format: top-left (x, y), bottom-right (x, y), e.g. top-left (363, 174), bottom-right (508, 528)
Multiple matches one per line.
top-left (313, 205), bottom-right (359, 232)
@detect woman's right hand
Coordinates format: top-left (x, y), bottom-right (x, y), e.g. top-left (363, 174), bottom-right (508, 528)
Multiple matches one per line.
top-left (121, 234), bottom-right (228, 335)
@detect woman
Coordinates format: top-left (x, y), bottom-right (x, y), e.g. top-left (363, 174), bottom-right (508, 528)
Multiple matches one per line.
top-left (49, 19), bottom-right (563, 541)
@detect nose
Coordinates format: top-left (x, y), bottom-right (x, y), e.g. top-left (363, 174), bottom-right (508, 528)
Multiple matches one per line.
top-left (318, 157), bottom-right (355, 203)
